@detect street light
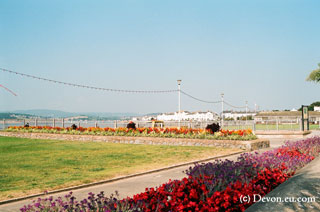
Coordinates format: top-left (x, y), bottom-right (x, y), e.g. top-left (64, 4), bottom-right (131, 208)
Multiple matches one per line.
top-left (245, 100), bottom-right (248, 125)
top-left (177, 80), bottom-right (182, 128)
top-left (221, 93), bottom-right (224, 128)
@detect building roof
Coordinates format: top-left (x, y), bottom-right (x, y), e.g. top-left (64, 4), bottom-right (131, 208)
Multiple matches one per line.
top-left (223, 110), bottom-right (256, 114)
top-left (256, 111), bottom-right (320, 117)
top-left (160, 111), bottom-right (217, 115)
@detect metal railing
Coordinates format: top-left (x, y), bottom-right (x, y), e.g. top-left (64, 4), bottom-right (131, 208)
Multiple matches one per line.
top-left (2, 118), bottom-right (320, 131)
top-left (1, 119), bottom-right (215, 130)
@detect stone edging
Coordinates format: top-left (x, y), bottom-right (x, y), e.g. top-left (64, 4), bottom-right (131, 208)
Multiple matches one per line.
top-left (0, 131), bottom-right (269, 150)
top-left (255, 130), bottom-right (311, 139)
top-left (0, 150), bottom-right (246, 206)
top-left (255, 130), bottom-right (311, 135)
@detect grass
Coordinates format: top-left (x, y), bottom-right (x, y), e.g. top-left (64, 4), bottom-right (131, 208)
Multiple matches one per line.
top-left (0, 136), bottom-right (240, 201)
top-left (223, 124), bottom-right (320, 131)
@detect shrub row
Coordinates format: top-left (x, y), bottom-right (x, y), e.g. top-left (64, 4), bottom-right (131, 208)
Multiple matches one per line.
top-left (6, 126), bottom-right (257, 140)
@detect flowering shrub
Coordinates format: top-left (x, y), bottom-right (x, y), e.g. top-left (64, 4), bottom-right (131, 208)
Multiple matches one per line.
top-left (129, 167), bottom-right (292, 211)
top-left (21, 137), bottom-right (320, 212)
top-left (6, 126), bottom-right (256, 140)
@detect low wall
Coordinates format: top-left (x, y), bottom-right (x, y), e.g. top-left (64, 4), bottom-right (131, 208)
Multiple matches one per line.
top-left (255, 130), bottom-right (311, 139)
top-left (0, 131), bottom-right (269, 151)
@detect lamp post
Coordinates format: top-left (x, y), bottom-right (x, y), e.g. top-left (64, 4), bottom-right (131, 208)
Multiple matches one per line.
top-left (177, 80), bottom-right (182, 129)
top-left (245, 100), bottom-right (248, 125)
top-left (221, 93), bottom-right (224, 128)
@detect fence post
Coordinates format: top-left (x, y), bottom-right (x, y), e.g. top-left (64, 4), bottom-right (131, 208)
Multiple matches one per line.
top-left (62, 119), bottom-right (65, 128)
top-left (114, 120), bottom-right (117, 128)
top-left (276, 118), bottom-right (279, 131)
top-left (78, 122), bottom-right (80, 128)
top-left (2, 119), bottom-right (5, 129)
top-left (252, 121), bottom-right (256, 132)
top-left (95, 122), bottom-right (97, 128)
top-left (35, 118), bottom-right (38, 127)
top-left (53, 118), bottom-right (55, 128)
top-left (23, 119), bottom-right (25, 126)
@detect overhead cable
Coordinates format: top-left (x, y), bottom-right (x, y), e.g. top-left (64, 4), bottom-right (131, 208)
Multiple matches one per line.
top-left (180, 90), bottom-right (221, 104)
top-left (0, 68), bottom-right (178, 93)
top-left (1, 68), bottom-right (252, 108)
top-left (224, 100), bottom-right (247, 109)
top-left (0, 84), bottom-right (17, 96)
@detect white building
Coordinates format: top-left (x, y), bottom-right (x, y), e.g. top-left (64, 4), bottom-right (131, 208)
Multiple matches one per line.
top-left (157, 111), bottom-right (219, 121)
top-left (223, 110), bottom-right (256, 120)
top-left (314, 106), bottom-right (320, 112)
top-left (132, 115), bottom-right (156, 121)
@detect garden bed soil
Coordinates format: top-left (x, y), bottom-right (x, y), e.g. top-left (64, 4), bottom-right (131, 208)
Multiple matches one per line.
top-left (0, 131), bottom-right (269, 150)
top-left (255, 130), bottom-right (311, 139)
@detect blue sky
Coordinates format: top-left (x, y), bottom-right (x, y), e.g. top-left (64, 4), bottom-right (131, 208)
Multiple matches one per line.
top-left (0, 0), bottom-right (319, 114)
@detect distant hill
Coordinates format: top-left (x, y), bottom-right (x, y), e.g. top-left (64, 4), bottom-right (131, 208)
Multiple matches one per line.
top-left (12, 109), bottom-right (76, 118)
top-left (4, 109), bottom-right (140, 120)
top-left (84, 112), bottom-right (140, 117)
top-left (0, 112), bottom-right (39, 119)
top-left (145, 112), bottom-right (161, 116)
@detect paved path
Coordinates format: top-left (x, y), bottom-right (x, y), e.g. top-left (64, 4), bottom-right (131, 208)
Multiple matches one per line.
top-left (0, 131), bottom-right (319, 212)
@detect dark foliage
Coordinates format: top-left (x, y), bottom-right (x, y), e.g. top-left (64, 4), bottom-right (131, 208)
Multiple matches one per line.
top-left (205, 123), bottom-right (220, 133)
top-left (127, 121), bottom-right (136, 130)
top-left (71, 124), bottom-right (77, 130)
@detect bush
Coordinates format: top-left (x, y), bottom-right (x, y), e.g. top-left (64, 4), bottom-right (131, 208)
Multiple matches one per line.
top-left (6, 126), bottom-right (257, 140)
top-left (127, 121), bottom-right (136, 130)
top-left (205, 123), bottom-right (220, 133)
top-left (71, 124), bottom-right (77, 130)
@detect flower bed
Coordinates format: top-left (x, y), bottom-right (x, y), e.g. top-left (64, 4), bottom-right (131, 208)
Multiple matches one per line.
top-left (5, 126), bottom-right (257, 140)
top-left (20, 137), bottom-right (320, 212)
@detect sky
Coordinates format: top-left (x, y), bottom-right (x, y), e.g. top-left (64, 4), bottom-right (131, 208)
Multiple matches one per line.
top-left (0, 0), bottom-right (319, 114)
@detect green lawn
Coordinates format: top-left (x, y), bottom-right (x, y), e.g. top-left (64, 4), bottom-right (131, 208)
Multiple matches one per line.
top-left (0, 136), bottom-right (240, 200)
top-left (223, 124), bottom-right (320, 131)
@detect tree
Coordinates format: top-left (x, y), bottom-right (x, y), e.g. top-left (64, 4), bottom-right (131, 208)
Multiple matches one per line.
top-left (298, 101), bottom-right (320, 111)
top-left (306, 63), bottom-right (320, 82)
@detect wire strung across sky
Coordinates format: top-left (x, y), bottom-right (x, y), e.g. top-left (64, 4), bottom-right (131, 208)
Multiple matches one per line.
top-left (180, 90), bottom-right (221, 104)
top-left (179, 91), bottom-right (249, 109)
top-left (0, 68), bottom-right (177, 93)
top-left (224, 100), bottom-right (247, 109)
top-left (0, 84), bottom-right (17, 96)
top-left (1, 67), bottom-right (249, 109)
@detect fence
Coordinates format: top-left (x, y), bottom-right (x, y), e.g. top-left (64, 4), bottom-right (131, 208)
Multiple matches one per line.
top-left (255, 118), bottom-right (320, 131)
top-left (1, 118), bottom-right (320, 131)
top-left (220, 120), bottom-right (255, 130)
top-left (0, 119), bottom-right (215, 130)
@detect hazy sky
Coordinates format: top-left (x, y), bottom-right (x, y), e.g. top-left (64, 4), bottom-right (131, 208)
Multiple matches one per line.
top-left (0, 0), bottom-right (319, 114)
